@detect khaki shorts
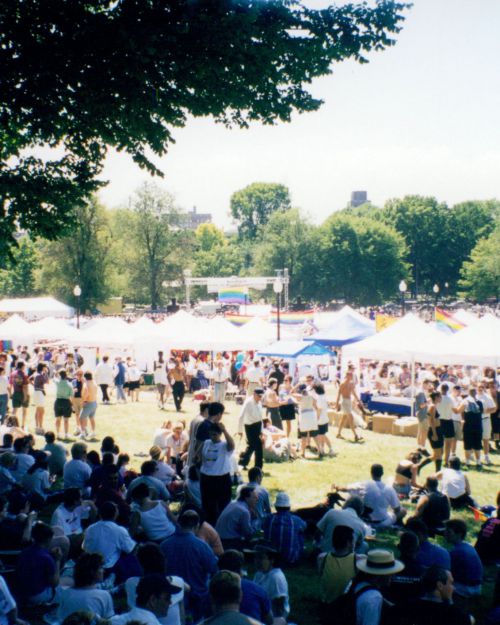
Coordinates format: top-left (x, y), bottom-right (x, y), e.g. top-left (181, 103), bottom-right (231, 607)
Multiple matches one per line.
top-left (341, 398), bottom-right (352, 414)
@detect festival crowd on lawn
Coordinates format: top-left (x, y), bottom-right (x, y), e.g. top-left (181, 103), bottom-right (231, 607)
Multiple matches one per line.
top-left (0, 345), bottom-right (498, 625)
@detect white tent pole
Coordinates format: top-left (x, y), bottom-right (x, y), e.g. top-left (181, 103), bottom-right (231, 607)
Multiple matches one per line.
top-left (410, 358), bottom-right (415, 418)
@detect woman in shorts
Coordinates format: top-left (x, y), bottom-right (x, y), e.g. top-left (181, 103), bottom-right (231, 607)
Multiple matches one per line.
top-left (313, 383), bottom-right (335, 457)
top-left (54, 370), bottom-right (74, 440)
top-left (293, 384), bottom-right (320, 459)
top-left (72, 370), bottom-right (84, 437)
top-left (31, 363), bottom-right (49, 435)
top-left (278, 375), bottom-right (296, 438)
top-left (427, 391), bottom-right (444, 472)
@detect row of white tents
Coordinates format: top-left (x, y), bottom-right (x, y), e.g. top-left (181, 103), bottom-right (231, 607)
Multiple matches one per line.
top-left (0, 308), bottom-right (498, 371)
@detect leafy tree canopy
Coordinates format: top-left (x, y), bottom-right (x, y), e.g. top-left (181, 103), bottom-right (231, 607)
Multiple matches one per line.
top-left (0, 0), bottom-right (409, 261)
top-left (231, 182), bottom-right (292, 238)
top-left (459, 223), bottom-right (500, 302)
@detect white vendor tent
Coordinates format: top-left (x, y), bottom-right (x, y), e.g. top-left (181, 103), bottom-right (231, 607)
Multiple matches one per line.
top-left (0, 314), bottom-right (34, 344)
top-left (0, 297), bottom-right (74, 320)
top-left (28, 316), bottom-right (78, 342)
top-left (76, 317), bottom-right (134, 348)
top-left (342, 314), bottom-right (447, 362)
top-left (413, 314), bottom-right (500, 367)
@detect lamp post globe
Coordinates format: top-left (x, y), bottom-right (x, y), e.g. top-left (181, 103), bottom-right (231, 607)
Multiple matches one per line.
top-left (399, 280), bottom-right (407, 314)
top-left (73, 285), bottom-right (82, 329)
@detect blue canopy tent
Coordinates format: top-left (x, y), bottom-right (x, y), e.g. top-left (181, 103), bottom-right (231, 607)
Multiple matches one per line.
top-left (305, 313), bottom-right (375, 347)
top-left (258, 340), bottom-right (330, 358)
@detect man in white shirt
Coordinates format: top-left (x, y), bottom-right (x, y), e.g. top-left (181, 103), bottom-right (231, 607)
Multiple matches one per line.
top-left (83, 501), bottom-right (138, 582)
top-left (111, 574), bottom-right (180, 625)
top-left (238, 388), bottom-right (264, 469)
top-left (317, 495), bottom-right (371, 554)
top-left (245, 361), bottom-right (265, 395)
top-left (477, 381), bottom-right (496, 465)
top-left (51, 487), bottom-right (97, 539)
top-left (94, 355), bottom-right (114, 404)
top-left (212, 361), bottom-right (229, 403)
top-left (362, 464), bottom-right (406, 528)
top-left (438, 383), bottom-right (456, 466)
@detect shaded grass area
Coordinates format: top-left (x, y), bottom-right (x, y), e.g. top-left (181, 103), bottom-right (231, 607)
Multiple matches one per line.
top-left (35, 387), bottom-right (499, 624)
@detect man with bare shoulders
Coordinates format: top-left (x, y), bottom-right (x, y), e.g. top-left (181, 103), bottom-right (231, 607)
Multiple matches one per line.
top-left (170, 359), bottom-right (188, 412)
top-left (336, 370), bottom-right (363, 442)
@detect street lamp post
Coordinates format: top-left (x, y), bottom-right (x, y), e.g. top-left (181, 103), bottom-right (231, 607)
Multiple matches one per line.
top-left (273, 279), bottom-right (284, 341)
top-left (399, 280), bottom-right (407, 315)
top-left (73, 285), bottom-right (82, 329)
top-left (433, 283), bottom-right (439, 307)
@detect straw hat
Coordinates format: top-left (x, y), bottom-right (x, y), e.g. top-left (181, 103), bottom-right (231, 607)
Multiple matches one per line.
top-left (356, 549), bottom-right (404, 575)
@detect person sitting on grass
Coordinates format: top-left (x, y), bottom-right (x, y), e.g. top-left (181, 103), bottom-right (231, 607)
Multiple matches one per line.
top-left (474, 490), bottom-right (500, 565)
top-left (57, 552), bottom-right (115, 622)
top-left (63, 442), bottom-right (92, 497)
top-left (411, 565), bottom-right (474, 625)
top-left (316, 495), bottom-right (371, 555)
top-left (415, 476), bottom-right (450, 536)
top-left (384, 531), bottom-right (424, 605)
top-left (253, 545), bottom-right (290, 620)
top-left (215, 486), bottom-right (258, 550)
top-left (43, 431), bottom-right (68, 477)
top-left (362, 464), bottom-right (406, 528)
top-left (127, 460), bottom-right (171, 502)
top-left (218, 550), bottom-right (273, 625)
top-left (445, 518), bottom-right (483, 598)
top-left (318, 525), bottom-right (356, 609)
top-left (263, 492), bottom-right (306, 565)
top-left (405, 517), bottom-right (451, 570)
top-left (437, 457), bottom-right (476, 509)
top-left (129, 482), bottom-right (176, 543)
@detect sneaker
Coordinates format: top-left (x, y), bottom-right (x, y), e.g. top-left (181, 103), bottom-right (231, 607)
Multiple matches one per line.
top-left (476, 462), bottom-right (483, 470)
top-left (328, 450), bottom-right (338, 457)
top-left (74, 429), bottom-right (81, 436)
top-left (484, 456), bottom-right (492, 466)
top-left (419, 448), bottom-right (431, 458)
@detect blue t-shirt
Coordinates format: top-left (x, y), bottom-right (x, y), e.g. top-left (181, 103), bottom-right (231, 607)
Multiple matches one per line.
top-left (240, 578), bottom-right (271, 622)
top-left (17, 545), bottom-right (56, 598)
top-left (160, 531), bottom-right (217, 597)
top-left (450, 541), bottom-right (483, 586)
top-left (416, 540), bottom-right (451, 570)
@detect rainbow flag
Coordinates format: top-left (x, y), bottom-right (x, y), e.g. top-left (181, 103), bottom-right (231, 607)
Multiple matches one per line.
top-left (435, 307), bottom-right (465, 333)
top-left (225, 313), bottom-right (253, 326)
top-left (270, 309), bottom-right (314, 325)
top-left (218, 288), bottom-right (249, 305)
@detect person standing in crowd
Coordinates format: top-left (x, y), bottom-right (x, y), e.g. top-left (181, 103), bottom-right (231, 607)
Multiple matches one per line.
top-left (488, 378), bottom-right (500, 451)
top-left (245, 360), bottom-right (265, 396)
top-left (72, 369), bottom-right (84, 437)
top-left (415, 379), bottom-right (432, 453)
top-left (200, 422), bottom-right (235, 527)
top-left (187, 401), bottom-right (210, 468)
top-left (336, 369), bottom-right (363, 442)
top-left (31, 363), bottom-right (49, 435)
top-left (94, 355), bottom-right (114, 404)
top-left (450, 384), bottom-right (464, 456)
top-left (9, 361), bottom-right (29, 430)
top-left (212, 360), bottom-right (229, 403)
top-left (0, 366), bottom-right (9, 423)
top-left (427, 391), bottom-right (444, 472)
top-left (278, 375), bottom-right (296, 438)
top-left (54, 370), bottom-right (74, 441)
top-left (457, 387), bottom-right (483, 468)
top-left (263, 379), bottom-right (282, 429)
top-left (238, 388), bottom-right (265, 470)
top-left (477, 381), bottom-right (496, 466)
top-left (80, 371), bottom-right (98, 441)
top-left (154, 351), bottom-right (169, 410)
top-left (438, 384), bottom-right (456, 466)
top-left (294, 383), bottom-right (320, 459)
top-left (268, 361), bottom-right (285, 389)
top-left (170, 359), bottom-right (187, 412)
top-left (114, 357), bottom-right (127, 404)
top-left (127, 360), bottom-right (142, 403)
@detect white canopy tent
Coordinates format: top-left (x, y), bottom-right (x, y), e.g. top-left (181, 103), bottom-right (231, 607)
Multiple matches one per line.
top-left (0, 314), bottom-right (35, 344)
top-left (0, 297), bottom-right (73, 320)
top-left (413, 314), bottom-right (500, 367)
top-left (28, 316), bottom-right (78, 342)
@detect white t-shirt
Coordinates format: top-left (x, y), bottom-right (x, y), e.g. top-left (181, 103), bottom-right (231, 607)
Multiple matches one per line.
top-left (246, 367), bottom-right (263, 384)
top-left (165, 432), bottom-right (188, 457)
top-left (63, 459), bottom-right (92, 490)
top-left (0, 575), bottom-right (16, 625)
top-left (0, 376), bottom-right (8, 395)
top-left (94, 362), bottom-right (114, 386)
top-left (201, 440), bottom-right (232, 476)
top-left (254, 568), bottom-right (289, 616)
top-left (316, 395), bottom-right (329, 425)
top-left (438, 395), bottom-right (454, 421)
top-left (111, 606), bottom-right (161, 625)
top-left (154, 366), bottom-right (168, 385)
top-left (441, 468), bottom-right (466, 499)
top-left (125, 575), bottom-right (185, 625)
top-left (153, 428), bottom-right (171, 450)
top-left (363, 480), bottom-right (399, 524)
top-left (477, 392), bottom-right (495, 418)
top-left (83, 520), bottom-right (136, 568)
top-left (57, 587), bottom-right (114, 622)
top-left (154, 461), bottom-right (176, 485)
top-left (51, 503), bottom-right (90, 535)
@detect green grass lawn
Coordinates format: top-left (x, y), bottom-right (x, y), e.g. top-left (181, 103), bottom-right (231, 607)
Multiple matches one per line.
top-left (35, 386), bottom-right (499, 624)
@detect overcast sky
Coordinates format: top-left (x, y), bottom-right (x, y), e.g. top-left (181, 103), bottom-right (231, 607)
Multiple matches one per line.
top-left (98, 0), bottom-right (500, 227)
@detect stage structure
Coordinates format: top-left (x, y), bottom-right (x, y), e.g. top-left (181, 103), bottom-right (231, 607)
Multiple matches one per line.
top-left (183, 269), bottom-right (289, 311)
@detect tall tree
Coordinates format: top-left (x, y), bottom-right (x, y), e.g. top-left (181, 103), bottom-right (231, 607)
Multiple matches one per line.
top-left (318, 214), bottom-right (407, 305)
top-left (192, 224), bottom-right (242, 278)
top-left (36, 197), bottom-right (112, 311)
top-left (459, 224), bottom-right (500, 302)
top-left (231, 183), bottom-right (292, 239)
top-left (0, 0), bottom-right (409, 259)
top-left (128, 183), bottom-right (193, 310)
top-left (0, 237), bottom-right (39, 297)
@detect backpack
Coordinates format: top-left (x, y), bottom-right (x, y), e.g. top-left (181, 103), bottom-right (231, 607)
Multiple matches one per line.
top-left (321, 582), bottom-right (377, 625)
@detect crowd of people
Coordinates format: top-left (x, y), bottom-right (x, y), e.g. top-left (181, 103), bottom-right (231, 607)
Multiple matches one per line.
top-left (0, 344), bottom-right (497, 624)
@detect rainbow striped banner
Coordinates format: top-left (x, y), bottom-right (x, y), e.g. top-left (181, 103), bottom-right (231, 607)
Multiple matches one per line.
top-left (225, 313), bottom-right (253, 326)
top-left (435, 307), bottom-right (466, 333)
top-left (218, 288), bottom-right (249, 305)
top-left (270, 309), bottom-right (315, 325)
